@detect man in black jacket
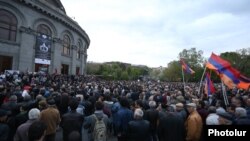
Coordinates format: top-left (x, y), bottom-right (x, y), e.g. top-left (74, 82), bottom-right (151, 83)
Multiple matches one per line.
top-left (61, 99), bottom-right (84, 141)
top-left (127, 108), bottom-right (150, 141)
top-left (144, 100), bottom-right (159, 141)
top-left (157, 111), bottom-right (185, 141)
top-left (0, 109), bottom-right (9, 141)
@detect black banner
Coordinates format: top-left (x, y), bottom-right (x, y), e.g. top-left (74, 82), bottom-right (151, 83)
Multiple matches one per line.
top-left (35, 34), bottom-right (51, 64)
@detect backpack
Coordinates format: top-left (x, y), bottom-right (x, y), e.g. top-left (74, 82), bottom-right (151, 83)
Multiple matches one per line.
top-left (93, 115), bottom-right (107, 141)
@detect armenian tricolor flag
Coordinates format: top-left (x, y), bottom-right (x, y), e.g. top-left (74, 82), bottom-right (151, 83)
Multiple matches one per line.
top-left (206, 53), bottom-right (231, 71)
top-left (180, 59), bottom-right (195, 74)
top-left (238, 74), bottom-right (250, 90)
top-left (206, 53), bottom-right (250, 90)
top-left (204, 73), bottom-right (216, 96)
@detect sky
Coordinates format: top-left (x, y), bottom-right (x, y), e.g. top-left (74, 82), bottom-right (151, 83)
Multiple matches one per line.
top-left (60, 0), bottom-right (250, 68)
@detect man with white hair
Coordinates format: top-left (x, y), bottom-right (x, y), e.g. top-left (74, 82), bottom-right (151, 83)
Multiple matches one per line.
top-left (127, 108), bottom-right (150, 141)
top-left (206, 106), bottom-right (219, 125)
top-left (235, 107), bottom-right (250, 125)
top-left (14, 108), bottom-right (41, 141)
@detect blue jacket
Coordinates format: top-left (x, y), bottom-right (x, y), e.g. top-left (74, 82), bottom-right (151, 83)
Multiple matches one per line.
top-left (115, 107), bottom-right (133, 135)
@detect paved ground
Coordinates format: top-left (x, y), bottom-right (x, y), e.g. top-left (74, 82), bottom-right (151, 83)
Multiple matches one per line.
top-left (55, 127), bottom-right (117, 141)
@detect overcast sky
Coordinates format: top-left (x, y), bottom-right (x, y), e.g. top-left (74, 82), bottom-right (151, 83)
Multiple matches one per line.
top-left (60, 0), bottom-right (250, 67)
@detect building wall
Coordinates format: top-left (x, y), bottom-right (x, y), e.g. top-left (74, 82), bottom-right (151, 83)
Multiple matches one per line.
top-left (0, 0), bottom-right (90, 75)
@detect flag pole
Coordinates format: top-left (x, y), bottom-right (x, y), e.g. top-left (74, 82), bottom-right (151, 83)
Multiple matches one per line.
top-left (198, 66), bottom-right (207, 97)
top-left (221, 79), bottom-right (229, 106)
top-left (181, 66), bottom-right (186, 95)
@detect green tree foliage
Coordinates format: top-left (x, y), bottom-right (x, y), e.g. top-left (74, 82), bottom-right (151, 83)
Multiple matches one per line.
top-left (179, 48), bottom-right (205, 82)
top-left (237, 48), bottom-right (250, 76)
top-left (121, 71), bottom-right (129, 80)
top-left (87, 48), bottom-right (250, 81)
top-left (87, 62), bottom-right (150, 80)
top-left (220, 52), bottom-right (241, 67)
top-left (161, 48), bottom-right (205, 82)
top-left (162, 61), bottom-right (182, 81)
top-left (87, 63), bottom-right (100, 74)
top-left (149, 67), bottom-right (164, 80)
top-left (178, 47), bottom-right (204, 68)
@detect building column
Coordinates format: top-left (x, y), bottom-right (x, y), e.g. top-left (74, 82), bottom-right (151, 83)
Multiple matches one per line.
top-left (52, 38), bottom-right (62, 74)
top-left (81, 54), bottom-right (84, 75)
top-left (19, 27), bottom-right (36, 72)
top-left (71, 45), bottom-right (77, 75)
top-left (80, 53), bottom-right (83, 75)
top-left (81, 53), bottom-right (87, 75)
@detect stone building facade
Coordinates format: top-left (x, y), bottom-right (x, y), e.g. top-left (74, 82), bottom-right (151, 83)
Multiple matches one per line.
top-left (0, 0), bottom-right (90, 75)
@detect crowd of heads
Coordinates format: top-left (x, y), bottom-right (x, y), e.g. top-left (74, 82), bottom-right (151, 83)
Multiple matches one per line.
top-left (0, 72), bottom-right (250, 141)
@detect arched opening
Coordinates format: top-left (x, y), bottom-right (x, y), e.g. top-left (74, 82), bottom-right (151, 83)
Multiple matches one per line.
top-left (0, 9), bottom-right (17, 41)
top-left (34, 24), bottom-right (52, 73)
top-left (62, 34), bottom-right (71, 56)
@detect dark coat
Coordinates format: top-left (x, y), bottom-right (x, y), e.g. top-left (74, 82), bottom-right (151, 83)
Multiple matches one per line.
top-left (0, 123), bottom-right (9, 141)
top-left (144, 108), bottom-right (159, 132)
top-left (115, 107), bottom-right (133, 135)
top-left (158, 112), bottom-right (185, 141)
top-left (15, 111), bottom-right (28, 129)
top-left (14, 119), bottom-right (37, 141)
top-left (235, 116), bottom-right (250, 125)
top-left (127, 119), bottom-right (151, 141)
top-left (61, 111), bottom-right (84, 141)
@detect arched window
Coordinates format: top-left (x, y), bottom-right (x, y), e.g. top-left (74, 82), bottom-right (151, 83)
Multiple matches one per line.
top-left (62, 34), bottom-right (70, 55)
top-left (37, 24), bottom-right (52, 36)
top-left (0, 9), bottom-right (17, 41)
top-left (77, 41), bottom-right (81, 59)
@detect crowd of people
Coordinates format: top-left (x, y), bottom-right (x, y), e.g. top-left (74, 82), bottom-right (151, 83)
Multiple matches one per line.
top-left (0, 71), bottom-right (250, 141)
